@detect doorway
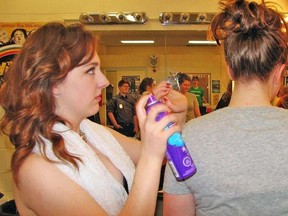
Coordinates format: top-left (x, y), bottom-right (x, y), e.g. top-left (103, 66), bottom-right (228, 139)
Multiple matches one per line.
top-left (102, 67), bottom-right (147, 125)
top-left (187, 73), bottom-right (211, 104)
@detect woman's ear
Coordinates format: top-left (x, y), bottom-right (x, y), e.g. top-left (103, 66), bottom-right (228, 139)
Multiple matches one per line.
top-left (52, 85), bottom-right (60, 96)
top-left (273, 64), bottom-right (286, 85)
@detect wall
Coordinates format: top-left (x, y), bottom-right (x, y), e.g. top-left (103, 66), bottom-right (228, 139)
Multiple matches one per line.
top-left (0, 0), bottom-right (286, 22)
top-left (100, 45), bottom-right (228, 103)
top-left (0, 0), bottom-right (219, 22)
top-left (0, 108), bottom-right (14, 202)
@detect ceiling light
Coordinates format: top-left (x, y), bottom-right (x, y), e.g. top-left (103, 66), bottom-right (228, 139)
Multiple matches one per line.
top-left (180, 13), bottom-right (190, 23)
top-left (117, 13), bottom-right (126, 22)
top-left (188, 40), bottom-right (217, 45)
top-left (121, 40), bottom-right (155, 44)
top-left (160, 12), bottom-right (173, 25)
top-left (196, 13), bottom-right (208, 22)
top-left (99, 13), bottom-right (112, 23)
top-left (79, 13), bottom-right (95, 23)
top-left (79, 12), bottom-right (148, 24)
top-left (134, 13), bottom-right (144, 22)
top-left (159, 12), bottom-right (215, 25)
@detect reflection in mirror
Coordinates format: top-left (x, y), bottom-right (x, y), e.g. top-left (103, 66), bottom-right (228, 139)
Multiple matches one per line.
top-left (188, 73), bottom-right (211, 105)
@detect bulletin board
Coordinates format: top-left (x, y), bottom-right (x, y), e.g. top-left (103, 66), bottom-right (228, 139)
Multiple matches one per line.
top-left (187, 73), bottom-right (211, 104)
top-left (212, 80), bottom-right (220, 93)
top-left (122, 75), bottom-right (140, 93)
top-left (0, 22), bottom-right (45, 87)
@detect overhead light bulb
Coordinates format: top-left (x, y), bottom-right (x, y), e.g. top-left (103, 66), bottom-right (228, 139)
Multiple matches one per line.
top-left (188, 40), bottom-right (217, 45)
top-left (99, 13), bottom-right (111, 23)
top-left (117, 13), bottom-right (126, 22)
top-left (121, 40), bottom-right (154, 44)
top-left (180, 13), bottom-right (190, 23)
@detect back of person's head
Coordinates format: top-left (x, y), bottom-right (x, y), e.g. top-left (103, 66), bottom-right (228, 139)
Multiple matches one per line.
top-left (0, 22), bottom-right (97, 182)
top-left (139, 77), bottom-right (154, 94)
top-left (177, 72), bottom-right (191, 85)
top-left (210, 0), bottom-right (288, 82)
top-left (118, 79), bottom-right (130, 87)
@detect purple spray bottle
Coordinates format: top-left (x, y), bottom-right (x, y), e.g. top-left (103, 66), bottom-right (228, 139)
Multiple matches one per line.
top-left (146, 94), bottom-right (197, 181)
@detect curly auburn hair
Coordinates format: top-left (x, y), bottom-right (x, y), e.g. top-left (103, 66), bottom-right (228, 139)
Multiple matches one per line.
top-left (0, 22), bottom-right (97, 184)
top-left (209, 0), bottom-right (288, 82)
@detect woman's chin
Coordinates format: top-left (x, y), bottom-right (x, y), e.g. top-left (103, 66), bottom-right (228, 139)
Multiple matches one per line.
top-left (89, 105), bottom-right (100, 116)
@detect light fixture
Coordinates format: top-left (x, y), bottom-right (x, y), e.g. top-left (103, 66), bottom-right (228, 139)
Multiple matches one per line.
top-left (159, 12), bottom-right (173, 25)
top-left (79, 13), bottom-right (95, 23)
top-left (79, 12), bottom-right (148, 24)
top-left (121, 40), bottom-right (154, 44)
top-left (117, 13), bottom-right (126, 22)
top-left (159, 12), bottom-right (215, 25)
top-left (196, 13), bottom-right (208, 22)
top-left (180, 13), bottom-right (190, 23)
top-left (99, 13), bottom-right (112, 23)
top-left (134, 13), bottom-right (144, 22)
top-left (188, 40), bottom-right (217, 45)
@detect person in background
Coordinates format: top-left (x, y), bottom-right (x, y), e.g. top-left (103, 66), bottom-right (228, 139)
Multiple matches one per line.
top-left (139, 77), bottom-right (156, 95)
top-left (215, 80), bottom-right (233, 110)
top-left (189, 76), bottom-right (207, 115)
top-left (163, 0), bottom-right (288, 215)
top-left (177, 72), bottom-right (201, 121)
top-left (107, 80), bottom-right (139, 137)
top-left (0, 22), bottom-right (183, 216)
top-left (0, 29), bottom-right (11, 46)
top-left (10, 28), bottom-right (28, 45)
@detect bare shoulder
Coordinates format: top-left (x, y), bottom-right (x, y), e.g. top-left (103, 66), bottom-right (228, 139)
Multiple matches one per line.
top-left (15, 153), bottom-right (106, 216)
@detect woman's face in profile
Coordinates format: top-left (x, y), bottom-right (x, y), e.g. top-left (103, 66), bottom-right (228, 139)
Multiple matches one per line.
top-left (180, 80), bottom-right (191, 93)
top-left (13, 30), bottom-right (26, 45)
top-left (53, 51), bottom-right (109, 121)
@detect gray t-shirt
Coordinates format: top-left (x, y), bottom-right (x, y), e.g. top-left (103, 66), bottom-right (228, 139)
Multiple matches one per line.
top-left (164, 106), bottom-right (288, 216)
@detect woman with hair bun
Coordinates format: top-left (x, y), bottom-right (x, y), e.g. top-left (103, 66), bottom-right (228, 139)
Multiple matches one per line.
top-left (163, 0), bottom-right (288, 215)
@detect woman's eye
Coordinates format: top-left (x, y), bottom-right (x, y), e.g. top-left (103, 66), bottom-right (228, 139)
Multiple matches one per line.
top-left (87, 68), bottom-right (95, 74)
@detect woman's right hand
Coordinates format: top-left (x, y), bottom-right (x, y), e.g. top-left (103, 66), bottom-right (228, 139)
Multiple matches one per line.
top-left (153, 81), bottom-right (171, 101)
top-left (136, 94), bottom-right (181, 160)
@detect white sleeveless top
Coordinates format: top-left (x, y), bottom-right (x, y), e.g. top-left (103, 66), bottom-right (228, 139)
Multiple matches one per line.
top-left (33, 119), bottom-right (135, 216)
